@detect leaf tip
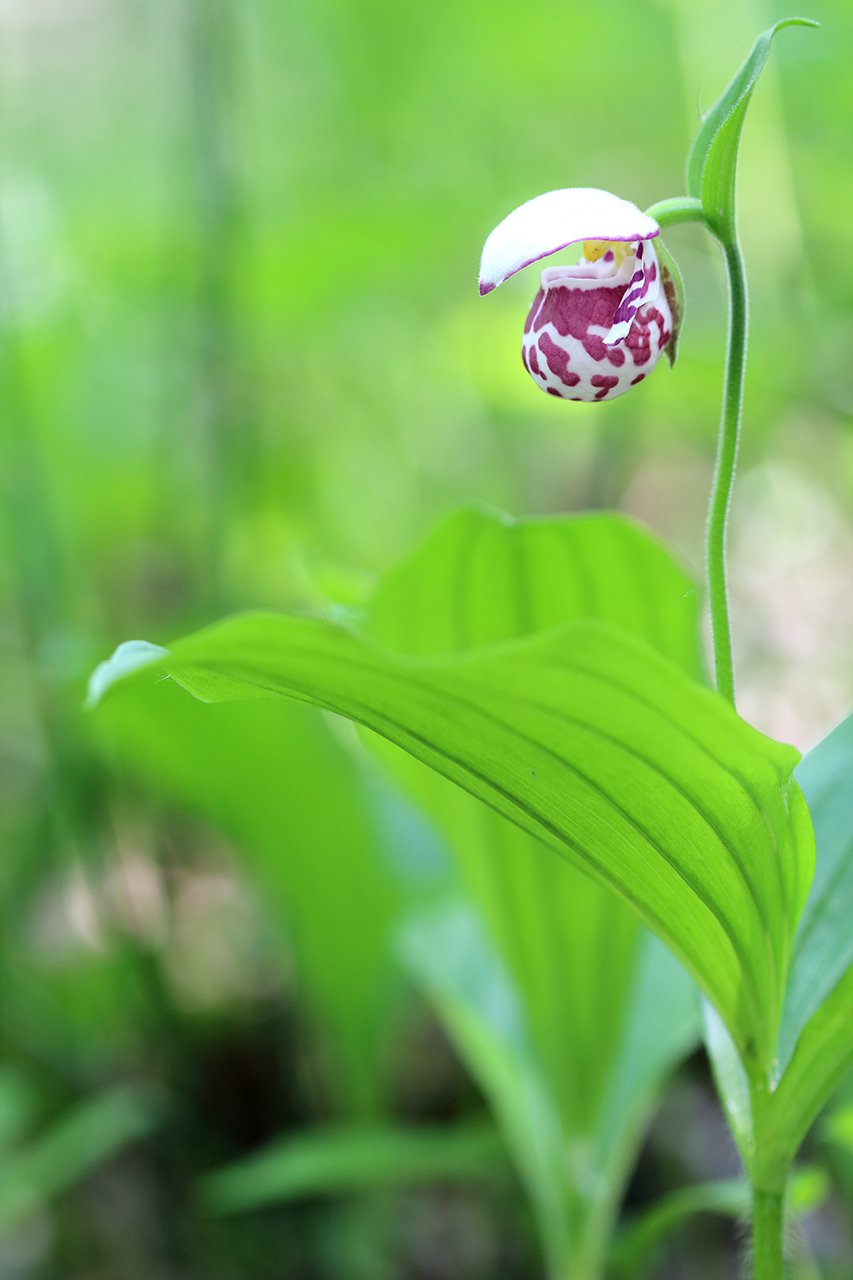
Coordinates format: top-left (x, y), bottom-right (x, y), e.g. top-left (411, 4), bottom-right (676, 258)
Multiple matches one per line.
top-left (775, 15), bottom-right (821, 32)
top-left (86, 639), bottom-right (169, 709)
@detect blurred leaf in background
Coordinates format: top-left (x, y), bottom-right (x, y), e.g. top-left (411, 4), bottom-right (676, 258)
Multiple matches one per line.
top-left (96, 684), bottom-right (452, 1119)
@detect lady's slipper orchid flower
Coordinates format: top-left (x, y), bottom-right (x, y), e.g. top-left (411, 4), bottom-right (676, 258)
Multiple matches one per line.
top-left (479, 188), bottom-right (680, 402)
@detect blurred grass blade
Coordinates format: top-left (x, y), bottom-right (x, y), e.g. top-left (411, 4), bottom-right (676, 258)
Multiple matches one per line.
top-left (592, 932), bottom-right (698, 1179)
top-left (202, 1119), bottom-right (504, 1214)
top-left (400, 898), bottom-right (573, 1272)
top-left (97, 685), bottom-right (448, 1118)
top-left (0, 1070), bottom-right (38, 1154)
top-left (611, 1178), bottom-right (749, 1277)
top-left (823, 1101), bottom-right (853, 1154)
top-left (89, 593), bottom-right (813, 1076)
top-left (402, 902), bottom-right (699, 1279)
top-left (0, 1087), bottom-right (155, 1236)
top-left (685, 18), bottom-right (818, 237)
top-left (703, 1002), bottom-right (752, 1160)
top-left (611, 1163), bottom-right (828, 1279)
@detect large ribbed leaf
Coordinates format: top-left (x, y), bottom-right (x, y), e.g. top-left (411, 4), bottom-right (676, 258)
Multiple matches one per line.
top-left (365, 510), bottom-right (702, 1273)
top-left (89, 599), bottom-right (813, 1077)
top-left (367, 509), bottom-right (703, 677)
top-left (366, 511), bottom-right (701, 1108)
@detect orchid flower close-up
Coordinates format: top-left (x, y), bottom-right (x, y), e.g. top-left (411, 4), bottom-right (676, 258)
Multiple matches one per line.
top-left (479, 188), bottom-right (680, 402)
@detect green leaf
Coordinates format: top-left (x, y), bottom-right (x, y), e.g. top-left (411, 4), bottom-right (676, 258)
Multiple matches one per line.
top-left (365, 510), bottom-right (703, 1114)
top-left (0, 1070), bottom-right (38, 1154)
top-left (96, 682), bottom-right (448, 1118)
top-left (612, 1178), bottom-right (749, 1278)
top-left (751, 713), bottom-right (853, 1167)
top-left (780, 713), bottom-right (853, 1066)
top-left (86, 639), bottom-right (167, 709)
top-left (611, 1164), bottom-right (827, 1278)
top-left (364, 509), bottom-right (702, 1276)
top-left (399, 903), bottom-right (698, 1277)
top-left (366, 509), bottom-right (703, 679)
top-left (703, 1002), bottom-right (752, 1161)
top-left (709, 711), bottom-right (853, 1175)
top-left (399, 899), bottom-right (573, 1272)
top-left (655, 238), bottom-right (686, 368)
top-left (819, 1095), bottom-right (853, 1157)
top-left (592, 932), bottom-right (698, 1180)
top-left (0, 1087), bottom-right (155, 1236)
top-left (89, 597), bottom-right (812, 1075)
top-left (824, 1101), bottom-right (853, 1154)
top-left (202, 1117), bottom-right (504, 1214)
top-left (685, 18), bottom-right (819, 239)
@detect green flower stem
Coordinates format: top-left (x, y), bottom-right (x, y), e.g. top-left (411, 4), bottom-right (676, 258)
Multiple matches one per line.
top-left (707, 227), bottom-right (784, 1271)
top-left (751, 1188), bottom-right (785, 1280)
top-left (644, 196), bottom-right (744, 706)
top-left (643, 195), bottom-right (706, 230)
top-left (706, 237), bottom-right (747, 707)
top-left (749, 1076), bottom-right (788, 1280)
top-left (646, 201), bottom-right (782, 1270)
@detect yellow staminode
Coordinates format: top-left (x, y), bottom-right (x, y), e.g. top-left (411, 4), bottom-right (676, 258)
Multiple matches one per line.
top-left (582, 239), bottom-right (634, 265)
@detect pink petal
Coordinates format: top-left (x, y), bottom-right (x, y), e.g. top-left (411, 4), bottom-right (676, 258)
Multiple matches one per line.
top-left (479, 188), bottom-right (659, 296)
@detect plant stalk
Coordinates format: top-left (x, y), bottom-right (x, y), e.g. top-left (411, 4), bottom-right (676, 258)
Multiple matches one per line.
top-left (648, 210), bottom-right (785, 1272)
top-left (751, 1187), bottom-right (785, 1280)
top-left (748, 1071), bottom-right (788, 1280)
top-left (643, 200), bottom-right (746, 707)
top-left (643, 195), bottom-right (706, 230)
top-left (705, 237), bottom-right (747, 706)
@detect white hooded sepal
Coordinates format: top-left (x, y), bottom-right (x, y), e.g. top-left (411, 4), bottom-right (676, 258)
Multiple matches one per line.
top-left (479, 187), bottom-right (660, 295)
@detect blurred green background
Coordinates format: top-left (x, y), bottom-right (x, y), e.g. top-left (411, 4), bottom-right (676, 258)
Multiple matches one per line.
top-left (1, 0), bottom-right (852, 1276)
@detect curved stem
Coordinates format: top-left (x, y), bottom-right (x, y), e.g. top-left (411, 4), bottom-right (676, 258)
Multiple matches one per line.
top-left (706, 239), bottom-right (747, 706)
top-left (643, 195), bottom-right (707, 230)
top-left (645, 198), bottom-right (745, 706)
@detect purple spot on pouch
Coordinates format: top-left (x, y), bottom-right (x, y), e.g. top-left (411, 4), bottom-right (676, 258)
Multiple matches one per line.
top-left (539, 333), bottom-right (580, 387)
top-left (625, 305), bottom-right (667, 366)
top-left (591, 374), bottom-right (618, 400)
top-left (534, 283), bottom-right (622, 362)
